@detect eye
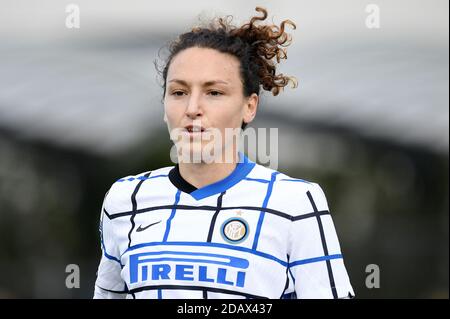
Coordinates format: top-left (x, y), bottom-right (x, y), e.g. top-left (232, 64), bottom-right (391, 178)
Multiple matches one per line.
top-left (208, 90), bottom-right (223, 96)
top-left (171, 91), bottom-right (186, 97)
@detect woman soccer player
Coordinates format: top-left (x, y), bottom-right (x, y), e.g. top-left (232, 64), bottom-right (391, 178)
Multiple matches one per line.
top-left (94, 7), bottom-right (354, 299)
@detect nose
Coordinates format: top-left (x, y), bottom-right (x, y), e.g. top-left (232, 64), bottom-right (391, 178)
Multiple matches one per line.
top-left (185, 92), bottom-right (203, 119)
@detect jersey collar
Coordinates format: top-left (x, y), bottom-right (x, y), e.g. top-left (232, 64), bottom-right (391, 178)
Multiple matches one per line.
top-left (168, 152), bottom-right (256, 201)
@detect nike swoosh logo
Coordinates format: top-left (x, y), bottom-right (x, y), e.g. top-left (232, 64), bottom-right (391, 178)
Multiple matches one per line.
top-left (136, 220), bottom-right (162, 232)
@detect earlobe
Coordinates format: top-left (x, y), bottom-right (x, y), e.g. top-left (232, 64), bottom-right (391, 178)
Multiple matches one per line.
top-left (244, 93), bottom-right (259, 124)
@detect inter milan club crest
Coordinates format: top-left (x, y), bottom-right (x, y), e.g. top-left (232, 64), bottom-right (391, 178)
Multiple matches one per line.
top-left (221, 217), bottom-right (249, 244)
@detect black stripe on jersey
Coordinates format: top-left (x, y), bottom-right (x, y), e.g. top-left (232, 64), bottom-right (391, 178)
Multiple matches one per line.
top-left (127, 171), bottom-right (152, 249)
top-left (279, 254), bottom-right (291, 298)
top-left (306, 190), bottom-right (338, 299)
top-left (106, 204), bottom-right (329, 222)
top-left (127, 172), bottom-right (152, 299)
top-left (281, 292), bottom-right (297, 299)
top-left (129, 285), bottom-right (268, 299)
top-left (206, 192), bottom-right (226, 242)
top-left (203, 191), bottom-right (226, 299)
top-left (292, 210), bottom-right (331, 221)
top-left (96, 285), bottom-right (128, 294)
top-left (128, 171), bottom-right (151, 299)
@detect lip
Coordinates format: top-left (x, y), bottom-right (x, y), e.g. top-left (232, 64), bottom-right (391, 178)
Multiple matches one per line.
top-left (184, 124), bottom-right (206, 133)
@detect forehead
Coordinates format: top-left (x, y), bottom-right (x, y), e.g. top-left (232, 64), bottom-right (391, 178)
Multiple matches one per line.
top-left (167, 47), bottom-right (241, 84)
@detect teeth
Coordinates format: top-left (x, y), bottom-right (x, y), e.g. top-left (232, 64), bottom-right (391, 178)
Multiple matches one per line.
top-left (187, 127), bottom-right (202, 132)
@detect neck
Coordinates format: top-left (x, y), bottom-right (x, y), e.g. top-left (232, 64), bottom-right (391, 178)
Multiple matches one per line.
top-left (178, 150), bottom-right (240, 189)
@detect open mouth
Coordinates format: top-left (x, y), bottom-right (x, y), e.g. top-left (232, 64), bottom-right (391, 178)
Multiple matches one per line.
top-left (184, 124), bottom-right (205, 133)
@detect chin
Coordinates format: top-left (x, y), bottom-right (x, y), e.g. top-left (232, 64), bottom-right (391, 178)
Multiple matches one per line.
top-left (177, 142), bottom-right (204, 164)
top-left (177, 142), bottom-right (225, 164)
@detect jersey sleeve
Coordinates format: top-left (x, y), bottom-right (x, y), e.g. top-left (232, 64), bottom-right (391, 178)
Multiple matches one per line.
top-left (287, 183), bottom-right (355, 299)
top-left (93, 190), bottom-right (128, 299)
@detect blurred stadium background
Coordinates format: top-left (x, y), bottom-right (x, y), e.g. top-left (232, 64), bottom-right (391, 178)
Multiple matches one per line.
top-left (0, 0), bottom-right (448, 298)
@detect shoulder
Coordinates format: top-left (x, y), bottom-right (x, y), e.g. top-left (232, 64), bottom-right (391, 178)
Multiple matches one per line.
top-left (102, 166), bottom-right (174, 215)
top-left (250, 162), bottom-right (330, 217)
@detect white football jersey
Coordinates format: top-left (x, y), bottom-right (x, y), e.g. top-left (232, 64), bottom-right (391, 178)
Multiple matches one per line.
top-left (94, 153), bottom-right (355, 299)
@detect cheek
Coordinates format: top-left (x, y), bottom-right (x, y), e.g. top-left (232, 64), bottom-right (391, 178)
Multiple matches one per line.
top-left (164, 110), bottom-right (177, 132)
top-left (215, 102), bottom-right (245, 128)
top-left (224, 114), bottom-right (242, 129)
top-left (164, 101), bottom-right (182, 126)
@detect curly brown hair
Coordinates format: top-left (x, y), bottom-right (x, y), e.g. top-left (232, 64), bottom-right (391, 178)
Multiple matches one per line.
top-left (158, 7), bottom-right (297, 98)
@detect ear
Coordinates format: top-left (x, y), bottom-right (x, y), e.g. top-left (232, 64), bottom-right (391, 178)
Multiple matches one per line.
top-left (163, 112), bottom-right (168, 124)
top-left (242, 93), bottom-right (259, 125)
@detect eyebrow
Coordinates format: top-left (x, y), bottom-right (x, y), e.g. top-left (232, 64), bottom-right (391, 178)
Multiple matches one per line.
top-left (167, 79), bottom-right (229, 86)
